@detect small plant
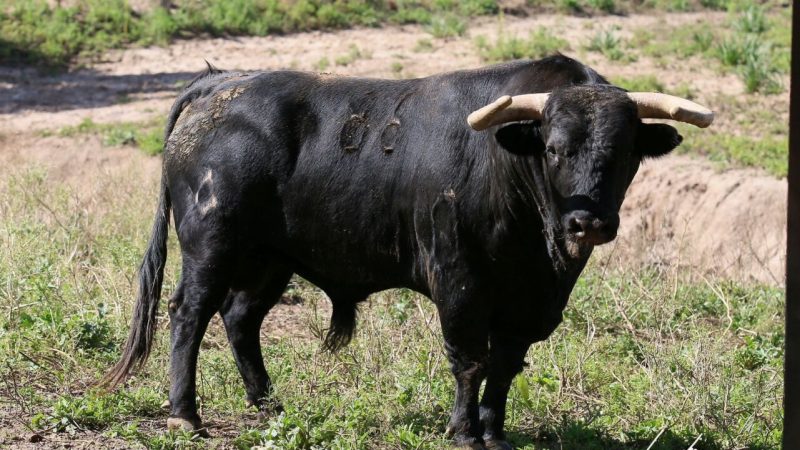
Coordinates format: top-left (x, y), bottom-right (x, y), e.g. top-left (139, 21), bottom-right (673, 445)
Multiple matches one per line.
top-left (736, 5), bottom-right (768, 34)
top-left (612, 75), bottom-right (664, 92)
top-left (586, 29), bottom-right (626, 61)
top-left (476, 27), bottom-right (569, 63)
top-left (315, 57), bottom-right (330, 71)
top-left (335, 44), bottom-right (368, 66)
top-left (390, 61), bottom-right (404, 74)
top-left (740, 56), bottom-right (782, 94)
top-left (586, 0), bottom-right (615, 13)
top-left (427, 14), bottom-right (467, 39)
top-left (558, 0), bottom-right (583, 13)
top-left (414, 38), bottom-right (434, 52)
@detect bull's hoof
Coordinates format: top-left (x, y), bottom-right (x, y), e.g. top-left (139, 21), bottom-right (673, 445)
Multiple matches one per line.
top-left (161, 399), bottom-right (171, 409)
top-left (245, 397), bottom-right (284, 420)
top-left (484, 439), bottom-right (513, 450)
top-left (166, 417), bottom-right (209, 438)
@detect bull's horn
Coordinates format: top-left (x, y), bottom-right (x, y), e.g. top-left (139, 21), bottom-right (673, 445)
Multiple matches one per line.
top-left (467, 94), bottom-right (549, 131)
top-left (628, 92), bottom-right (714, 128)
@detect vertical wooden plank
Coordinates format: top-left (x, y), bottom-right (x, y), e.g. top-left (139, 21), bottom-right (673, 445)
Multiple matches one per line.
top-left (784, 1), bottom-right (800, 448)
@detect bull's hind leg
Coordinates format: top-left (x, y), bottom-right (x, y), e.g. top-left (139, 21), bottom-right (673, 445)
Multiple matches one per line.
top-left (166, 253), bottom-right (232, 435)
top-left (220, 270), bottom-right (292, 416)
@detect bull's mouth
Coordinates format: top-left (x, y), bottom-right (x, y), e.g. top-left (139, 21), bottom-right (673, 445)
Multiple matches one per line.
top-left (561, 213), bottom-right (619, 258)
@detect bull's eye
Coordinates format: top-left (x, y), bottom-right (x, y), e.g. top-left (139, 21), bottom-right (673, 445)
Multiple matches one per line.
top-left (545, 145), bottom-right (556, 155)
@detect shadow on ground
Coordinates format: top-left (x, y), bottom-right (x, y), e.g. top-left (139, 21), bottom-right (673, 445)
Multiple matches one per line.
top-left (0, 68), bottom-right (198, 113)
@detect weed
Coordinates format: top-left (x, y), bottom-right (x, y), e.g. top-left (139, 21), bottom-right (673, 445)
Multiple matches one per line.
top-left (54, 117), bottom-right (165, 155)
top-left (586, 0), bottom-right (616, 13)
top-left (476, 27), bottom-right (569, 63)
top-left (315, 57), bottom-right (330, 72)
top-left (612, 75), bottom-right (665, 92)
top-left (391, 61), bottom-right (404, 74)
top-left (335, 44), bottom-right (368, 67)
top-left (427, 14), bottom-right (467, 39)
top-left (585, 29), bottom-right (627, 61)
top-left (736, 4), bottom-right (768, 34)
top-left (414, 38), bottom-right (435, 52)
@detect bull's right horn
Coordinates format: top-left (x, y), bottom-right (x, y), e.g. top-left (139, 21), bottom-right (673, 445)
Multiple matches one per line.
top-left (467, 94), bottom-right (549, 131)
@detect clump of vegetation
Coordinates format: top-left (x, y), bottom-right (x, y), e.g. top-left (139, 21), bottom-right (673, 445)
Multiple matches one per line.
top-left (50, 117), bottom-right (164, 156)
top-left (611, 75), bottom-right (664, 92)
top-left (0, 0), bottom-right (499, 68)
top-left (414, 38), bottom-right (435, 52)
top-left (585, 29), bottom-right (633, 62)
top-left (335, 44), bottom-right (369, 66)
top-left (716, 37), bottom-right (781, 94)
top-left (475, 27), bottom-right (569, 63)
top-left (426, 14), bottom-right (467, 38)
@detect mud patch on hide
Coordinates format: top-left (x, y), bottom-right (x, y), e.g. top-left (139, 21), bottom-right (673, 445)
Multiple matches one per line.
top-left (380, 119), bottom-right (400, 154)
top-left (340, 113), bottom-right (368, 153)
top-left (166, 85), bottom-right (247, 161)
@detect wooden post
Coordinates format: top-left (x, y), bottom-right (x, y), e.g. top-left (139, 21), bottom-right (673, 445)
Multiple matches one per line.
top-left (784, 1), bottom-right (800, 448)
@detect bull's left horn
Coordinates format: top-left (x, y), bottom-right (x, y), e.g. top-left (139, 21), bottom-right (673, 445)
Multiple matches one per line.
top-left (468, 94), bottom-right (549, 131)
top-left (628, 92), bottom-right (714, 128)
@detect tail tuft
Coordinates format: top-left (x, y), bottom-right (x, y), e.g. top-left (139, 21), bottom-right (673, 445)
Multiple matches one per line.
top-left (323, 298), bottom-right (359, 352)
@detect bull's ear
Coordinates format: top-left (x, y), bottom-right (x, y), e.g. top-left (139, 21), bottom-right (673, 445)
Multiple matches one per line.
top-left (636, 122), bottom-right (682, 158)
top-left (495, 122), bottom-right (545, 156)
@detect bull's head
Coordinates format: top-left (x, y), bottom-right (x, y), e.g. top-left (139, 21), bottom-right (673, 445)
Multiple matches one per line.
top-left (468, 85), bottom-right (713, 262)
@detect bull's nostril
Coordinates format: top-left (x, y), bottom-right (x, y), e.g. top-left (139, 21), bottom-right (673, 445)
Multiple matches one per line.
top-left (566, 217), bottom-right (581, 233)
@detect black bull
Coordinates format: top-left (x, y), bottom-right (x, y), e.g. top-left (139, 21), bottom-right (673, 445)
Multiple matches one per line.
top-left (103, 55), bottom-right (708, 448)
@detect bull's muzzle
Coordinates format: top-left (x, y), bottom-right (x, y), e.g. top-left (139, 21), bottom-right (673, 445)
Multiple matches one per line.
top-left (563, 210), bottom-right (620, 246)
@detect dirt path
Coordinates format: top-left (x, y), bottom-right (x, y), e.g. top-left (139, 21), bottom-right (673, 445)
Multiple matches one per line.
top-left (0, 11), bottom-right (787, 284)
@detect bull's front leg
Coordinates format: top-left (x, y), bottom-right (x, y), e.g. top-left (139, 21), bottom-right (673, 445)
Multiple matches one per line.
top-left (437, 298), bottom-right (490, 449)
top-left (479, 336), bottom-right (531, 450)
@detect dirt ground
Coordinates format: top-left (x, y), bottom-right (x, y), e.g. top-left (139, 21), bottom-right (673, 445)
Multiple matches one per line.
top-left (0, 11), bottom-right (787, 286)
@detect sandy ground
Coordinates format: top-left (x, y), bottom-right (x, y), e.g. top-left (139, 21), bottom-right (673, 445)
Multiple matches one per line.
top-left (0, 11), bottom-right (787, 290)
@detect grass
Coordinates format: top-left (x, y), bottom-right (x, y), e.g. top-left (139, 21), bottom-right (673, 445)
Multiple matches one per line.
top-left (632, 5), bottom-right (788, 94)
top-left (584, 29), bottom-right (635, 62)
top-left (611, 75), bottom-right (664, 92)
top-left (678, 126), bottom-right (788, 178)
top-left (427, 14), bottom-right (467, 38)
top-left (476, 27), bottom-right (570, 63)
top-left (0, 0), bottom-right (498, 69)
top-left (0, 162), bottom-right (784, 448)
top-left (335, 44), bottom-right (370, 67)
top-left (45, 117), bottom-right (165, 156)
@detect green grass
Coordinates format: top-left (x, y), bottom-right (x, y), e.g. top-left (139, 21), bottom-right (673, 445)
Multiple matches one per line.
top-left (632, 6), bottom-right (788, 94)
top-left (611, 75), bottom-right (664, 92)
top-left (0, 164), bottom-right (784, 449)
top-left (584, 29), bottom-right (635, 62)
top-left (335, 44), bottom-right (370, 66)
top-left (476, 27), bottom-right (569, 63)
top-left (678, 126), bottom-right (788, 178)
top-left (427, 14), bottom-right (467, 38)
top-left (48, 117), bottom-right (165, 156)
top-left (0, 0), bottom-right (498, 68)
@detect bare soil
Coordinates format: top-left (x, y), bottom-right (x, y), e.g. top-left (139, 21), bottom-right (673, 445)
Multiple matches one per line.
top-left (0, 11), bottom-right (787, 294)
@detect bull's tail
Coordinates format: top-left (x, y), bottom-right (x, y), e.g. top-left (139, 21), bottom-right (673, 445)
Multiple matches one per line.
top-left (323, 298), bottom-right (360, 352)
top-left (100, 175), bottom-right (170, 389)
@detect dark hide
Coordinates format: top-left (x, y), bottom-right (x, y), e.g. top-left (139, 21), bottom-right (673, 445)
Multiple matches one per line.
top-left (104, 55), bottom-right (684, 447)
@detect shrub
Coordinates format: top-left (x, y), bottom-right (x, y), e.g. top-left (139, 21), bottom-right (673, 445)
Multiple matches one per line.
top-left (476, 27), bottom-right (569, 62)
